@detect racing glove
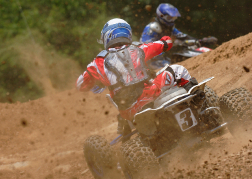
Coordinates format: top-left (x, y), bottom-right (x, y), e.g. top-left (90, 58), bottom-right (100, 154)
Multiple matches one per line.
top-left (160, 36), bottom-right (173, 51)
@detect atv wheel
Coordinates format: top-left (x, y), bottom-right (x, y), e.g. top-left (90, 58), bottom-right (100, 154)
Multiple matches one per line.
top-left (203, 86), bottom-right (224, 130)
top-left (83, 135), bottom-right (120, 179)
top-left (120, 137), bottom-right (160, 179)
top-left (219, 87), bottom-right (252, 135)
top-left (204, 85), bottom-right (220, 108)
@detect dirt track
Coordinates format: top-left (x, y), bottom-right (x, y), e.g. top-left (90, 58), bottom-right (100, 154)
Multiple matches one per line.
top-left (1, 33), bottom-right (252, 179)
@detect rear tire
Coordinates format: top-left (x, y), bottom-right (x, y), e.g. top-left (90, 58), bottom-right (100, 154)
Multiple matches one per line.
top-left (120, 137), bottom-right (160, 179)
top-left (83, 135), bottom-right (120, 179)
top-left (204, 85), bottom-right (219, 108)
top-left (219, 87), bottom-right (252, 135)
top-left (203, 86), bottom-right (224, 130)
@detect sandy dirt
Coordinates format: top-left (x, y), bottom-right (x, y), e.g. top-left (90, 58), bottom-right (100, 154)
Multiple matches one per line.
top-left (1, 33), bottom-right (252, 179)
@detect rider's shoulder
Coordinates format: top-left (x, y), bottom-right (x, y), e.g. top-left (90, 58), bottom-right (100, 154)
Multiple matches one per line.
top-left (96, 50), bottom-right (108, 58)
top-left (149, 21), bottom-right (162, 33)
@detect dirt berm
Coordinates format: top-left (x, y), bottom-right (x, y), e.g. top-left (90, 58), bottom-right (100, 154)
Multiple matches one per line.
top-left (0, 33), bottom-right (252, 179)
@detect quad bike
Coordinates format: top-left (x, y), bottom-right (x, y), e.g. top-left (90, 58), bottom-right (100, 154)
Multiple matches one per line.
top-left (83, 74), bottom-right (252, 179)
top-left (148, 36), bottom-right (218, 70)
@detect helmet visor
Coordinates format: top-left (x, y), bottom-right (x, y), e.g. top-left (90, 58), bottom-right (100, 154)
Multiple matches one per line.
top-left (161, 14), bottom-right (177, 22)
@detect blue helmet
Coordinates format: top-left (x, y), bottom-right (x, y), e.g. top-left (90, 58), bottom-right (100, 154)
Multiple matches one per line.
top-left (156, 3), bottom-right (181, 27)
top-left (98, 18), bottom-right (132, 50)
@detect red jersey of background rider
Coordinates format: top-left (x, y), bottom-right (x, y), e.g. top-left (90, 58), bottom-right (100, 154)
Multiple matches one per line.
top-left (76, 36), bottom-right (173, 98)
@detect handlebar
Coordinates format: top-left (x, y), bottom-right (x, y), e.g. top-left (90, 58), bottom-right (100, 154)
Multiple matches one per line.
top-left (174, 36), bottom-right (218, 47)
top-left (173, 39), bottom-right (199, 47)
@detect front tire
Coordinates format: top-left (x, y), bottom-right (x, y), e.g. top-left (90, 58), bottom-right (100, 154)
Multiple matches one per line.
top-left (83, 135), bottom-right (120, 179)
top-left (219, 87), bottom-right (252, 135)
top-left (120, 137), bottom-right (160, 179)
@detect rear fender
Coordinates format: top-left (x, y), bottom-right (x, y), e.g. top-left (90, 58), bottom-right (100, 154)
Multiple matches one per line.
top-left (133, 77), bottom-right (214, 135)
top-left (188, 77), bottom-right (214, 94)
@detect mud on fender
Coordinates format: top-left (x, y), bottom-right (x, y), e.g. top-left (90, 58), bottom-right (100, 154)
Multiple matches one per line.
top-left (133, 109), bottom-right (158, 136)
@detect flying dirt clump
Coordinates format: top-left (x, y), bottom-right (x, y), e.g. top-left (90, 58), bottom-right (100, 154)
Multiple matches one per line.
top-left (243, 66), bottom-right (250, 72)
top-left (162, 140), bottom-right (252, 179)
top-left (20, 118), bottom-right (28, 127)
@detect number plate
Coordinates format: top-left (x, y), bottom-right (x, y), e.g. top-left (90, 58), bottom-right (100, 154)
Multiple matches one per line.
top-left (175, 108), bottom-right (197, 131)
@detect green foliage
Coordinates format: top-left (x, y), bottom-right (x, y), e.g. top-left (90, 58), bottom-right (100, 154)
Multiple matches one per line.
top-left (1, 0), bottom-right (252, 103)
top-left (0, 0), bottom-right (108, 66)
top-left (0, 0), bottom-right (110, 103)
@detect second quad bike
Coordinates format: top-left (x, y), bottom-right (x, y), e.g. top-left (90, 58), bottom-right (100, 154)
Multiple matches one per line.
top-left (148, 36), bottom-right (218, 70)
top-left (83, 74), bottom-right (252, 179)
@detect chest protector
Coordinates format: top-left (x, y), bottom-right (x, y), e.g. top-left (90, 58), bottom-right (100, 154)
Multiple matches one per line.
top-left (160, 24), bottom-right (173, 37)
top-left (105, 45), bottom-right (151, 110)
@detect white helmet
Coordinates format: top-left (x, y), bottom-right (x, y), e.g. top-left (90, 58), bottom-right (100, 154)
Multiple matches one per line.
top-left (98, 18), bottom-right (132, 50)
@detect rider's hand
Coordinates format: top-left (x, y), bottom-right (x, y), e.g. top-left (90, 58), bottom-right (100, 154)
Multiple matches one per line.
top-left (201, 37), bottom-right (218, 44)
top-left (182, 39), bottom-right (200, 47)
top-left (160, 36), bottom-right (173, 51)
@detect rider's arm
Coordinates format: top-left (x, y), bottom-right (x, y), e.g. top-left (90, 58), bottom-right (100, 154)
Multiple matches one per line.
top-left (140, 36), bottom-right (173, 63)
top-left (76, 58), bottom-right (109, 92)
top-left (76, 70), bottom-right (96, 92)
top-left (172, 27), bottom-right (196, 40)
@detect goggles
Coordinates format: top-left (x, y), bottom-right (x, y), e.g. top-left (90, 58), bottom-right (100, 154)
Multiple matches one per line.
top-left (160, 14), bottom-right (178, 22)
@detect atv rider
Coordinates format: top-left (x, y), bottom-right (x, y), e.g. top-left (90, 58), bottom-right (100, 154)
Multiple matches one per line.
top-left (76, 18), bottom-right (193, 134)
top-left (140, 3), bottom-right (216, 68)
top-left (140, 3), bottom-right (192, 44)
